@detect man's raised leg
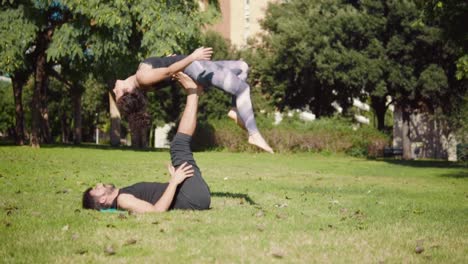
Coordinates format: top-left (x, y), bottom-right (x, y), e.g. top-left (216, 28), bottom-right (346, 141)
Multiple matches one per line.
top-left (169, 73), bottom-right (210, 210)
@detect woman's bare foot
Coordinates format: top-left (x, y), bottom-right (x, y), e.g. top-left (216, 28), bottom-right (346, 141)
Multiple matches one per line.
top-left (227, 108), bottom-right (247, 131)
top-left (248, 132), bottom-right (274, 154)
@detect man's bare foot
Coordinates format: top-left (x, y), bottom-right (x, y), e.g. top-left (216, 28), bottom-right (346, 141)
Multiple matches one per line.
top-left (227, 108), bottom-right (247, 131)
top-left (173, 72), bottom-right (201, 95)
top-left (248, 132), bottom-right (274, 154)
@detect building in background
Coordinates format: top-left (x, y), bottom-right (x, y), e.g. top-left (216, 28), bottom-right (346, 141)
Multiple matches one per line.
top-left (201, 0), bottom-right (278, 48)
top-left (392, 103), bottom-right (458, 161)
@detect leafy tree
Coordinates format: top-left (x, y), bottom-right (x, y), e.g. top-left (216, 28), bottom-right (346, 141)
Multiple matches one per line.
top-left (54, 0), bottom-right (215, 147)
top-left (1, 0), bottom-right (218, 148)
top-left (0, 2), bottom-right (37, 145)
top-left (252, 0), bottom-right (465, 159)
top-left (256, 0), bottom-right (366, 118)
top-left (256, 0), bottom-right (463, 130)
top-left (0, 80), bottom-right (15, 136)
top-left (0, 0), bottom-right (74, 146)
top-left (415, 0), bottom-right (467, 80)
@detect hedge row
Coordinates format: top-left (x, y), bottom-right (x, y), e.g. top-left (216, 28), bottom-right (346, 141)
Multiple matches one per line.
top-left (191, 116), bottom-right (390, 157)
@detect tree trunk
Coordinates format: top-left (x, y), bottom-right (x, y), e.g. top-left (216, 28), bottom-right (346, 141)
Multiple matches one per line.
top-left (313, 85), bottom-right (323, 118)
top-left (60, 111), bottom-right (69, 143)
top-left (11, 73), bottom-right (27, 145)
top-left (130, 129), bottom-right (141, 148)
top-left (31, 53), bottom-right (46, 148)
top-left (141, 127), bottom-right (149, 147)
top-left (340, 101), bottom-right (352, 118)
top-left (40, 75), bottom-right (52, 143)
top-left (108, 92), bottom-right (121, 146)
top-left (402, 105), bottom-right (412, 160)
top-left (371, 95), bottom-right (387, 131)
top-left (130, 127), bottom-right (149, 149)
top-left (31, 29), bottom-right (52, 148)
top-left (71, 85), bottom-right (83, 144)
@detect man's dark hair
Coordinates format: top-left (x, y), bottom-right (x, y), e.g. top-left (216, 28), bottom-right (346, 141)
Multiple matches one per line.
top-left (82, 187), bottom-right (101, 210)
top-left (116, 90), bottom-right (151, 130)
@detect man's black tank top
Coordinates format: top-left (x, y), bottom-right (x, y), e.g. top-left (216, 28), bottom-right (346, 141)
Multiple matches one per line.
top-left (141, 55), bottom-right (187, 90)
top-left (111, 182), bottom-right (169, 209)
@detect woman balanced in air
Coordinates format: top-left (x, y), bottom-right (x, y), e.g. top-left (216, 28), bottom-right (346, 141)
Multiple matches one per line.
top-left (113, 47), bottom-right (273, 153)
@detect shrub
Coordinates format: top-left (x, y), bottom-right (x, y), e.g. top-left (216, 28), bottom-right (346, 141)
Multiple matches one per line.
top-left (457, 144), bottom-right (468, 162)
top-left (366, 139), bottom-right (389, 158)
top-left (0, 81), bottom-right (15, 136)
top-left (195, 115), bottom-right (390, 156)
top-left (191, 121), bottom-right (217, 151)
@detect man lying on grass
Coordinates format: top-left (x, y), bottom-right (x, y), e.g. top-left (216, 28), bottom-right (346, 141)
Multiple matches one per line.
top-left (82, 73), bottom-right (210, 213)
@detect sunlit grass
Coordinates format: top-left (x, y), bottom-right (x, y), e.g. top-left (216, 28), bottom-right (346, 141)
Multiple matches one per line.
top-left (0, 145), bottom-right (466, 263)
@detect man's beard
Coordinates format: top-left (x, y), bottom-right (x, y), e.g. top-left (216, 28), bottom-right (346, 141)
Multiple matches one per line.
top-left (104, 184), bottom-right (116, 194)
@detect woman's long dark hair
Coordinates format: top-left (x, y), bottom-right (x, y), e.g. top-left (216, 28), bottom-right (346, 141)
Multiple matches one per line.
top-left (116, 90), bottom-right (151, 130)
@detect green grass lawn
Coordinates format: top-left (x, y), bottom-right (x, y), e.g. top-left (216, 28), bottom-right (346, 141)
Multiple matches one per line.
top-left (0, 145), bottom-right (467, 263)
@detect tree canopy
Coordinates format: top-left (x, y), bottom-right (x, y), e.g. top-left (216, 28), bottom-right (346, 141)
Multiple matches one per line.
top-left (0, 0), bottom-right (217, 146)
top-left (250, 0), bottom-right (465, 131)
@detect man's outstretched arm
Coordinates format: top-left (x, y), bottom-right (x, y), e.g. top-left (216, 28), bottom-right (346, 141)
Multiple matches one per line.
top-left (117, 162), bottom-right (194, 213)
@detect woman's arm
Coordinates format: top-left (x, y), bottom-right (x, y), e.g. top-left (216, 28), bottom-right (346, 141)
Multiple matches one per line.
top-left (135, 47), bottom-right (213, 89)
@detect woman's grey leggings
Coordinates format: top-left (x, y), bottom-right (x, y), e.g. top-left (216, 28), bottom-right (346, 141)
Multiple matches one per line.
top-left (184, 60), bottom-right (259, 135)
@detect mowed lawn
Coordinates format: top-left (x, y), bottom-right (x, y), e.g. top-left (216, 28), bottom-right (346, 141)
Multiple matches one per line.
top-left (0, 145), bottom-right (467, 263)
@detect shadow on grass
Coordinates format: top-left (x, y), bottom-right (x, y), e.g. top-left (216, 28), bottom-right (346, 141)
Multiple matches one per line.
top-left (438, 171), bottom-right (468, 179)
top-left (39, 143), bottom-right (170, 153)
top-left (377, 158), bottom-right (466, 169)
top-left (0, 142), bottom-right (220, 154)
top-left (0, 140), bottom-right (163, 152)
top-left (0, 140), bottom-right (16, 146)
top-left (211, 192), bottom-right (257, 205)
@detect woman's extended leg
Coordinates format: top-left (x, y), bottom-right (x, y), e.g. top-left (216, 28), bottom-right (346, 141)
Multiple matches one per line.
top-left (184, 60), bottom-right (273, 153)
top-left (213, 60), bottom-right (249, 81)
top-left (213, 61), bottom-right (248, 131)
top-left (184, 60), bottom-right (257, 133)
